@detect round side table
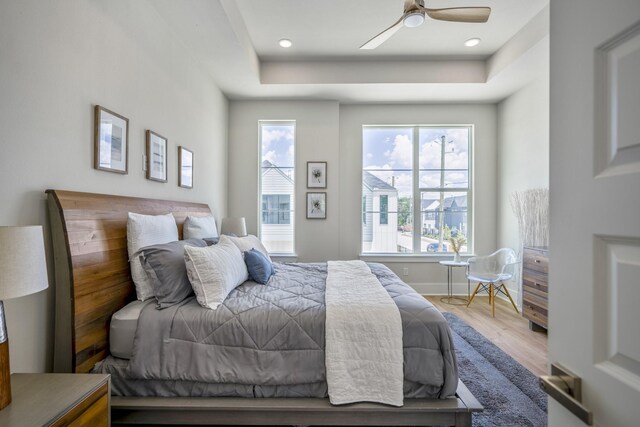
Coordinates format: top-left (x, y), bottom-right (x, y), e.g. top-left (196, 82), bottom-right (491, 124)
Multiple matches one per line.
top-left (439, 260), bottom-right (470, 305)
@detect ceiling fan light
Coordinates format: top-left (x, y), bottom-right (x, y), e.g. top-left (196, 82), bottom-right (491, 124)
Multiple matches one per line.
top-left (278, 38), bottom-right (293, 48)
top-left (464, 38), bottom-right (481, 47)
top-left (403, 11), bottom-right (425, 28)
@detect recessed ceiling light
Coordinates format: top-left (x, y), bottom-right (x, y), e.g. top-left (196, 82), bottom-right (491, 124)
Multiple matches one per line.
top-left (464, 38), bottom-right (481, 47)
top-left (278, 39), bottom-right (292, 48)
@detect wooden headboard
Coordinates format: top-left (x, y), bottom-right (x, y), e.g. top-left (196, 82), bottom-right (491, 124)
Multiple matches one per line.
top-left (46, 189), bottom-right (212, 373)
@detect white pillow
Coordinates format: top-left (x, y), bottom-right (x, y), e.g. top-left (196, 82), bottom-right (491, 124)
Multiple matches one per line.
top-left (226, 234), bottom-right (271, 261)
top-left (183, 215), bottom-right (218, 239)
top-left (184, 235), bottom-right (249, 310)
top-left (127, 212), bottom-right (178, 301)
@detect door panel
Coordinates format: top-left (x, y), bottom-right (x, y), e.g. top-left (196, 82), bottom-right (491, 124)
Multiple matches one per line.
top-left (550, 1), bottom-right (640, 426)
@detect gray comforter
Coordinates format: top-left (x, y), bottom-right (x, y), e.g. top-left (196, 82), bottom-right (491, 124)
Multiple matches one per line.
top-left (127, 262), bottom-right (458, 398)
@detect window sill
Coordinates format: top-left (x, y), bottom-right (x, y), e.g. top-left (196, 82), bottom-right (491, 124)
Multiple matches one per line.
top-left (271, 253), bottom-right (298, 262)
top-left (359, 253), bottom-right (475, 263)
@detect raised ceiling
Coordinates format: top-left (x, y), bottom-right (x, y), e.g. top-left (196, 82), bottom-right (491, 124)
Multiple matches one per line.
top-left (236, 0), bottom-right (548, 59)
top-left (153, 0), bottom-right (550, 103)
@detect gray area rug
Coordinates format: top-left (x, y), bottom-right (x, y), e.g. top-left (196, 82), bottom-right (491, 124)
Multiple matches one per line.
top-left (443, 312), bottom-right (547, 427)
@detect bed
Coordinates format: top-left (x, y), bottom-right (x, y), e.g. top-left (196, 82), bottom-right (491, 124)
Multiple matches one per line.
top-left (46, 189), bottom-right (482, 426)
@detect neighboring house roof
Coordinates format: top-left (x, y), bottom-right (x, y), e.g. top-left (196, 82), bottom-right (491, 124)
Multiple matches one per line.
top-left (363, 171), bottom-right (396, 192)
top-left (424, 195), bottom-right (468, 210)
top-left (262, 159), bottom-right (294, 184)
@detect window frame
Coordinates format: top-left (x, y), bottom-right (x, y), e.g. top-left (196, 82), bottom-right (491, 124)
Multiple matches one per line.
top-left (360, 124), bottom-right (474, 258)
top-left (258, 120), bottom-right (296, 255)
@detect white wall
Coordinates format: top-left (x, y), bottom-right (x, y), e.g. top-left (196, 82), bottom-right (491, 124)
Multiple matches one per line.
top-left (497, 73), bottom-right (550, 299)
top-left (228, 101), bottom-right (341, 262)
top-left (0, 0), bottom-right (228, 373)
top-left (339, 104), bottom-right (498, 289)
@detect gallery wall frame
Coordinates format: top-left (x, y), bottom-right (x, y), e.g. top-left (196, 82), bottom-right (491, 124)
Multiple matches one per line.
top-left (94, 105), bottom-right (129, 174)
top-left (146, 130), bottom-right (168, 183)
top-left (178, 146), bottom-right (193, 189)
top-left (306, 192), bottom-right (327, 219)
top-left (307, 161), bottom-right (327, 188)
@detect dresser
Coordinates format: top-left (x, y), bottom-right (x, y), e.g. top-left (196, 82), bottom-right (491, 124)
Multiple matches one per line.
top-left (522, 246), bottom-right (549, 331)
top-left (0, 373), bottom-right (110, 426)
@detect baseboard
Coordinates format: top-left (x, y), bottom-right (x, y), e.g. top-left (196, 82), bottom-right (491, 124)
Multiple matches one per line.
top-left (408, 282), bottom-right (473, 296)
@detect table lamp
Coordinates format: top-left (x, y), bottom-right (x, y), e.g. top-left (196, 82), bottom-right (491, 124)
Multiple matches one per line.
top-left (220, 217), bottom-right (247, 237)
top-left (0, 226), bottom-right (49, 410)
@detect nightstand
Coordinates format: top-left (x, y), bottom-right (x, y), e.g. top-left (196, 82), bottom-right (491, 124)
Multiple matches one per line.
top-left (0, 373), bottom-right (110, 426)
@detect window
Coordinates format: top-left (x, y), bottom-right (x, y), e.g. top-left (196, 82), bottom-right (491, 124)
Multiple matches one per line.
top-left (262, 195), bottom-right (291, 224)
top-left (362, 196), bottom-right (367, 225)
top-left (380, 195), bottom-right (389, 225)
top-left (259, 121), bottom-right (295, 254)
top-left (362, 126), bottom-right (471, 254)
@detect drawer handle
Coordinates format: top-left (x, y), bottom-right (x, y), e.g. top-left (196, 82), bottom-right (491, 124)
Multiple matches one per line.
top-left (535, 259), bottom-right (541, 263)
top-left (535, 282), bottom-right (541, 287)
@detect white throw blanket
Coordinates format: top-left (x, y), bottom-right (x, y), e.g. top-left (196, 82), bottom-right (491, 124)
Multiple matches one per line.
top-left (325, 260), bottom-right (403, 407)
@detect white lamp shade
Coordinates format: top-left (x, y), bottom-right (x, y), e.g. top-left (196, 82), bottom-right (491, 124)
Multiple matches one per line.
top-left (220, 217), bottom-right (247, 237)
top-left (0, 226), bottom-right (49, 300)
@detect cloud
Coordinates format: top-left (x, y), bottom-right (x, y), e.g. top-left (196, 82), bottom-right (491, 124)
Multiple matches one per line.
top-left (262, 128), bottom-right (294, 148)
top-left (263, 150), bottom-right (277, 164)
top-left (385, 134), bottom-right (412, 168)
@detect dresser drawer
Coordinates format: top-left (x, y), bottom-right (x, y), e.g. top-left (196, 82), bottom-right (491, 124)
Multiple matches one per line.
top-left (523, 303), bottom-right (548, 328)
top-left (523, 275), bottom-right (548, 296)
top-left (523, 287), bottom-right (548, 307)
top-left (523, 249), bottom-right (549, 274)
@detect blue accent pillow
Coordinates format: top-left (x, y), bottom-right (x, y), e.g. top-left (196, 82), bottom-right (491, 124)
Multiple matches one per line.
top-left (244, 248), bottom-right (274, 285)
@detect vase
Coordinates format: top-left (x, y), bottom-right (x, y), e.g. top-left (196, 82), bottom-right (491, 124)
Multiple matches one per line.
top-left (453, 252), bottom-right (461, 263)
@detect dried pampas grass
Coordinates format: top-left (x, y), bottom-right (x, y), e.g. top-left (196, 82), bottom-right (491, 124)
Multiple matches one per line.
top-left (510, 188), bottom-right (549, 308)
top-left (510, 188), bottom-right (549, 248)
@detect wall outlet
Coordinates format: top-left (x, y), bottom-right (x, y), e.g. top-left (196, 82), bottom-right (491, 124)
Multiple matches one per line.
top-left (402, 267), bottom-right (409, 276)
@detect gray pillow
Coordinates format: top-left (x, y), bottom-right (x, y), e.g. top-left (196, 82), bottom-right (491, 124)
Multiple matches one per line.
top-left (139, 238), bottom-right (207, 309)
top-left (183, 215), bottom-right (218, 239)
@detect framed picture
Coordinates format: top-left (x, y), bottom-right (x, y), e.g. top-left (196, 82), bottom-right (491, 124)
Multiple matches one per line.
top-left (146, 130), bottom-right (168, 182)
top-left (94, 105), bottom-right (129, 174)
top-left (306, 192), bottom-right (327, 219)
top-left (178, 146), bottom-right (193, 189)
top-left (307, 161), bottom-right (327, 188)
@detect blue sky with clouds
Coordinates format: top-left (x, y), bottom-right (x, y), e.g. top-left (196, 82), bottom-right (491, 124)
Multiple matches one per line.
top-left (363, 126), bottom-right (470, 197)
top-left (261, 124), bottom-right (294, 168)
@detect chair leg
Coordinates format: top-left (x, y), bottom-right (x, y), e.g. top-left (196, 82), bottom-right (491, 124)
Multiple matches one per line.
top-left (467, 282), bottom-right (483, 307)
top-left (501, 284), bottom-right (520, 314)
top-left (490, 283), bottom-right (495, 318)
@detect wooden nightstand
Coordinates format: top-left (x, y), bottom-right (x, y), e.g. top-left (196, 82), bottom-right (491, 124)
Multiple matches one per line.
top-left (0, 373), bottom-right (110, 426)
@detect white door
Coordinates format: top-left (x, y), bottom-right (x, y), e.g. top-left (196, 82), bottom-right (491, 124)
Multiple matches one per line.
top-left (549, 0), bottom-right (640, 426)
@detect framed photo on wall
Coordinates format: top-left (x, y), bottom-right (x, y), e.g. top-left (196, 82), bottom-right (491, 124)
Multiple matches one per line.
top-left (306, 192), bottom-right (327, 219)
top-left (178, 146), bottom-right (193, 189)
top-left (307, 161), bottom-right (327, 188)
top-left (146, 130), bottom-right (168, 182)
top-left (94, 105), bottom-right (129, 174)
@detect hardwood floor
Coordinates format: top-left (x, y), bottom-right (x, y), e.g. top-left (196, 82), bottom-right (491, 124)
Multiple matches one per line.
top-left (425, 295), bottom-right (549, 377)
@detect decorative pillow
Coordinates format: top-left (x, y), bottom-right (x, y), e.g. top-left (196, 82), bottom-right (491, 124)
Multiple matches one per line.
top-left (244, 248), bottom-right (275, 285)
top-left (139, 239), bottom-right (207, 309)
top-left (127, 212), bottom-right (178, 301)
top-left (184, 235), bottom-right (248, 310)
top-left (183, 215), bottom-right (219, 240)
top-left (226, 234), bottom-right (271, 261)
top-left (202, 237), bottom-right (220, 246)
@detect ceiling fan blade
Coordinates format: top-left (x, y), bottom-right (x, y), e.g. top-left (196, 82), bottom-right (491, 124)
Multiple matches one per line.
top-left (360, 16), bottom-right (405, 50)
top-left (423, 7), bottom-right (491, 23)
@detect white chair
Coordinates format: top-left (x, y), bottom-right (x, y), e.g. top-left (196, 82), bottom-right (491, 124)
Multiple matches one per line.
top-left (466, 248), bottom-right (519, 317)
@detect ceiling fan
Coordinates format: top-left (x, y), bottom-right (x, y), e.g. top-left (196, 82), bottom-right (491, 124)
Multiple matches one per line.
top-left (360, 0), bottom-right (491, 50)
